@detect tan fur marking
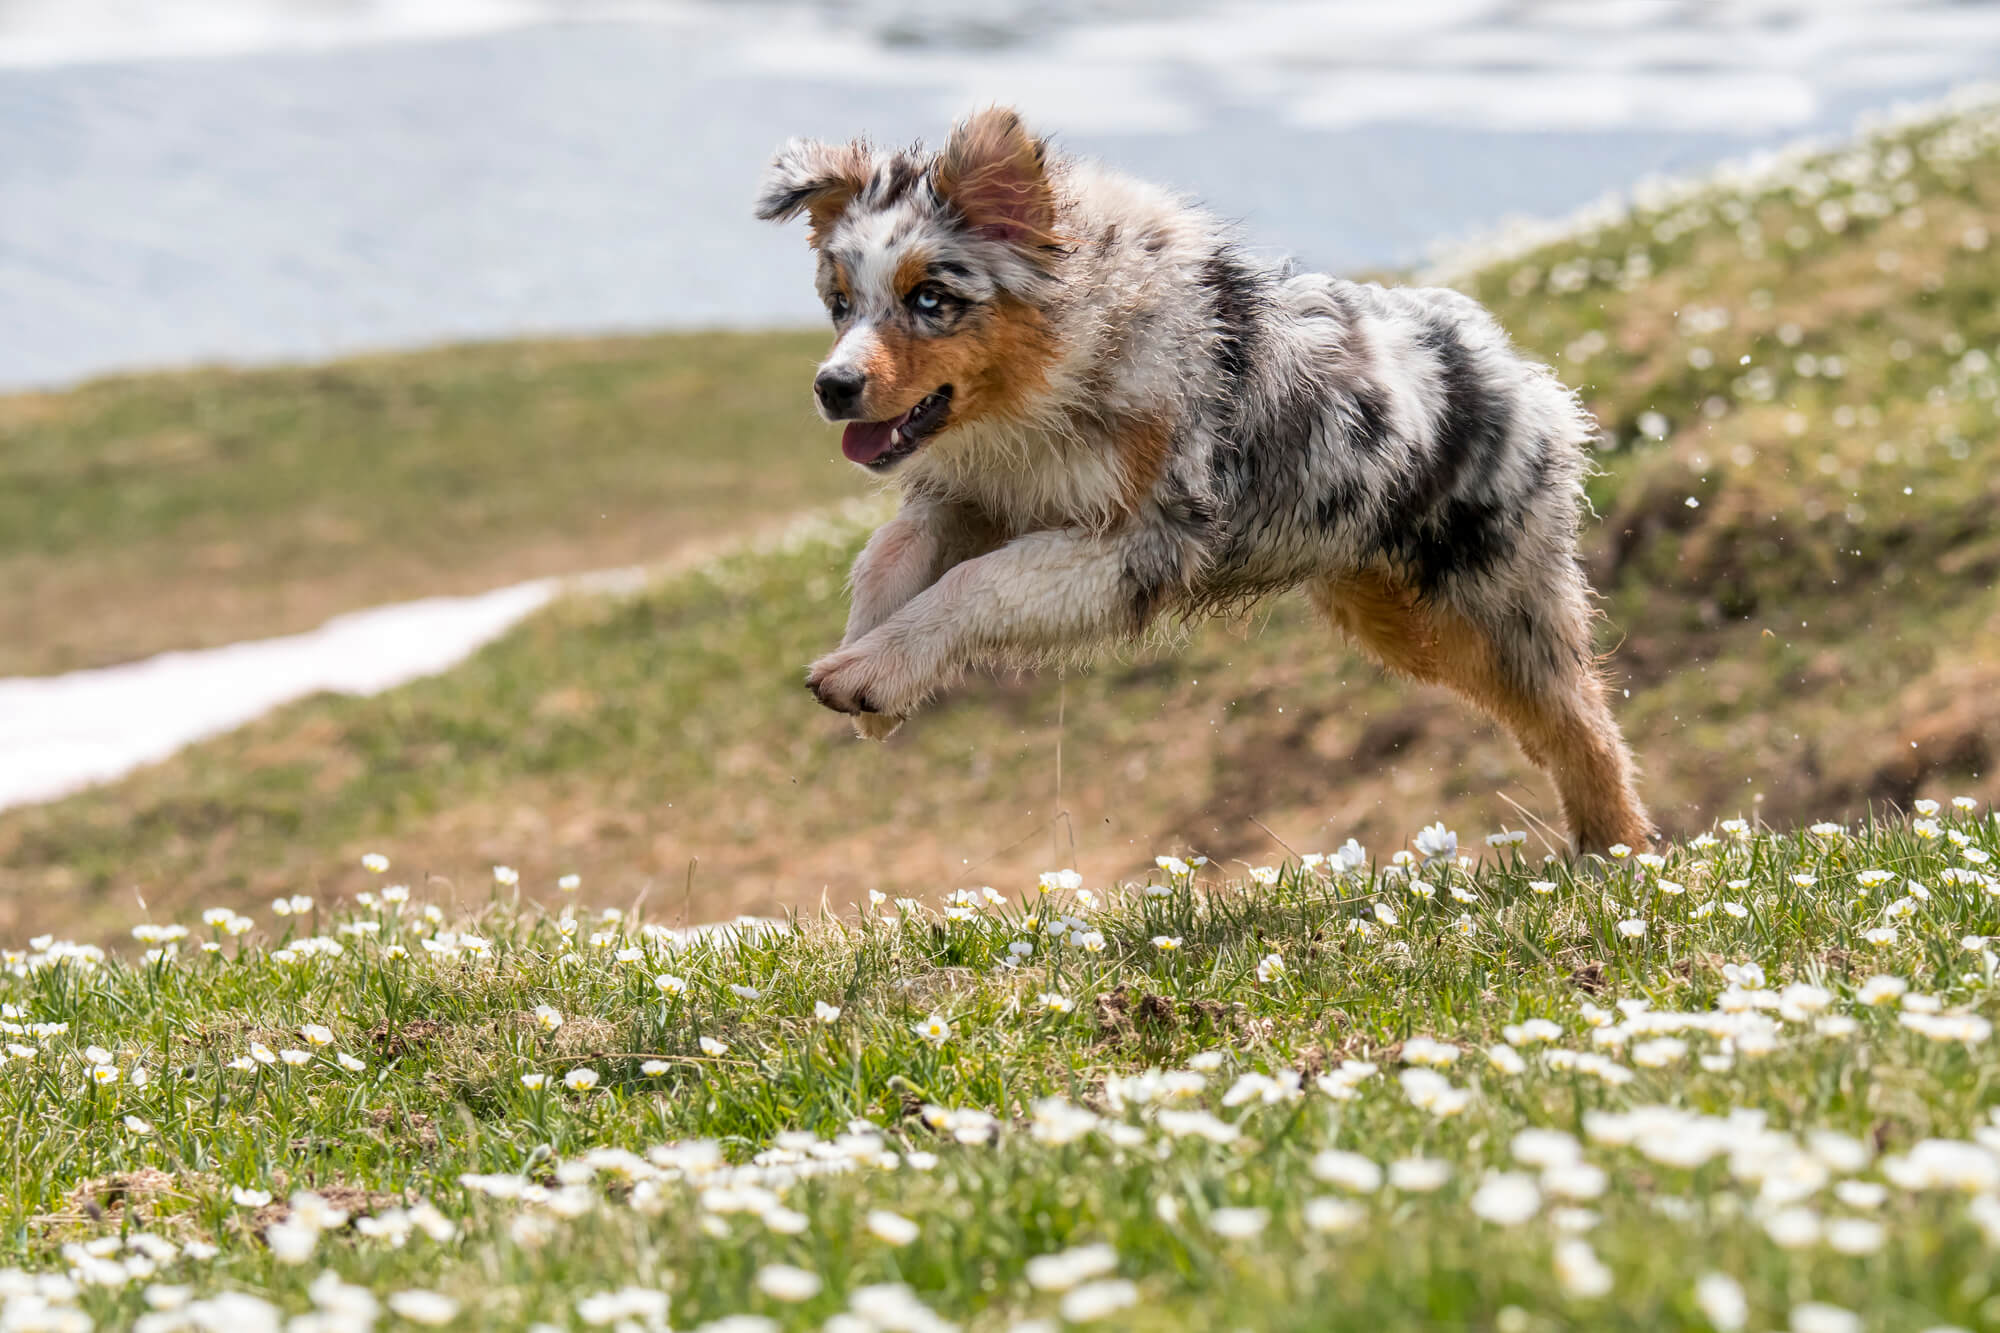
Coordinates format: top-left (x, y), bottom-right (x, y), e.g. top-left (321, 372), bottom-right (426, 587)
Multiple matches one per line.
top-left (932, 108), bottom-right (1060, 249)
top-left (1312, 569), bottom-right (1653, 854)
top-left (855, 296), bottom-right (1057, 429)
top-left (803, 142), bottom-right (873, 247)
top-left (1111, 415), bottom-right (1173, 514)
top-left (893, 248), bottom-right (933, 297)
top-left (959, 296), bottom-right (1057, 427)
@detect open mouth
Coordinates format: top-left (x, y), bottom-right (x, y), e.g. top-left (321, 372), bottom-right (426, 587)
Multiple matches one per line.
top-left (840, 386), bottom-right (954, 470)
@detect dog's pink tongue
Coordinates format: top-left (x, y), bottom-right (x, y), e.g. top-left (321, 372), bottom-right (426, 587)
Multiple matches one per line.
top-left (841, 419), bottom-right (897, 464)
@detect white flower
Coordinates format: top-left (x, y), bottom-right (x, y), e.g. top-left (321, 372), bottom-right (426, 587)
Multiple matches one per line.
top-left (266, 1222), bottom-right (318, 1264)
top-left (1207, 1206), bottom-right (1268, 1238)
top-left (1414, 822), bottom-right (1458, 861)
top-left (1151, 936), bottom-right (1182, 952)
top-left (1025, 1244), bottom-right (1117, 1293)
top-left (1542, 1163), bottom-right (1607, 1201)
top-left (1553, 1238), bottom-right (1613, 1298)
top-left (1401, 1036), bottom-right (1458, 1067)
top-left (361, 853), bottom-right (390, 874)
top-left (1469, 1172), bottom-right (1541, 1226)
top-left (814, 1001), bottom-right (841, 1024)
top-left (1631, 1038), bottom-right (1687, 1068)
top-left (1857, 974), bottom-right (1908, 1005)
top-left (865, 1210), bottom-right (919, 1246)
top-left (698, 1037), bottom-right (729, 1057)
top-left (1059, 1280), bottom-right (1138, 1324)
top-left (492, 865), bottom-right (519, 887)
top-left (1042, 868), bottom-right (1085, 892)
top-left (729, 984), bottom-right (761, 1001)
top-left (1388, 1158), bottom-right (1451, 1192)
top-left (1694, 1274), bottom-right (1747, 1332)
top-left (1529, 879), bottom-right (1557, 895)
top-left (1486, 830), bottom-right (1527, 847)
top-left (1764, 1208), bottom-right (1821, 1248)
top-left (755, 1265), bottom-right (822, 1303)
top-left (1825, 1218), bottom-right (1884, 1254)
top-left (532, 1004), bottom-right (562, 1033)
top-left (1791, 1303), bottom-right (1861, 1333)
top-left (1248, 866), bottom-right (1280, 886)
top-left (1617, 918), bottom-right (1647, 938)
top-left (913, 1013), bottom-right (953, 1046)
top-left (1310, 1150), bottom-right (1383, 1193)
top-left (386, 1291), bottom-right (458, 1325)
top-left (655, 973), bottom-right (688, 996)
top-left (1486, 1044), bottom-right (1526, 1075)
top-left (1302, 1196), bottom-right (1367, 1233)
top-left (1037, 992), bottom-right (1075, 1014)
top-left (1606, 843), bottom-right (1632, 859)
top-left (1256, 953), bottom-right (1286, 983)
top-left (278, 1048), bottom-right (311, 1067)
top-left (1503, 1018), bottom-right (1563, 1045)
top-left (232, 1187), bottom-right (273, 1207)
top-left (520, 1073), bottom-right (547, 1090)
top-left (563, 1067), bottom-right (599, 1092)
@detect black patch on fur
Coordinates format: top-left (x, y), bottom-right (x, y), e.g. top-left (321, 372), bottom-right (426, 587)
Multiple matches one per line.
top-left (1199, 247), bottom-right (1263, 390)
top-left (871, 153), bottom-right (925, 209)
top-left (759, 183), bottom-right (820, 220)
top-left (1381, 315), bottom-right (1521, 592)
top-left (1343, 379), bottom-right (1392, 457)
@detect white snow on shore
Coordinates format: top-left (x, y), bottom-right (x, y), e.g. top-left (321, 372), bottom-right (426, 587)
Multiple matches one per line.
top-left (0, 567), bottom-right (646, 813)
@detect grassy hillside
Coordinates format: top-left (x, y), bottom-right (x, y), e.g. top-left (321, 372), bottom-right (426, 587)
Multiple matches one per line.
top-left (3, 820), bottom-right (1998, 1329)
top-left (0, 330), bottom-right (853, 676)
top-left (5, 99), bottom-right (2000, 942)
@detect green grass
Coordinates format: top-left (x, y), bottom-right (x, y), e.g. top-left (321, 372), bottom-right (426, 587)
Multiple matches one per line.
top-left (5, 817), bottom-right (2000, 1330)
top-left (0, 330), bottom-right (852, 675)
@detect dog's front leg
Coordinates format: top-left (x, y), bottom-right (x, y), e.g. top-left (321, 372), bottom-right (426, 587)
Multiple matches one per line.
top-left (807, 528), bottom-right (1134, 724)
top-left (833, 501), bottom-right (997, 739)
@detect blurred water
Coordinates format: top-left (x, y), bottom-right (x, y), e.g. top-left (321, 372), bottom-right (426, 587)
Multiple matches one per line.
top-left (5, 1), bottom-right (2000, 388)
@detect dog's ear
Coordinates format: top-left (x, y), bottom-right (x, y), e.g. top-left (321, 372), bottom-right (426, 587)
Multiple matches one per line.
top-left (754, 138), bottom-right (873, 242)
top-left (933, 107), bottom-right (1057, 249)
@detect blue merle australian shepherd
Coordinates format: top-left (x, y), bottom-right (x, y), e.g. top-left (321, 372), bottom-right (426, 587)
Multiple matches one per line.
top-left (756, 107), bottom-right (1654, 854)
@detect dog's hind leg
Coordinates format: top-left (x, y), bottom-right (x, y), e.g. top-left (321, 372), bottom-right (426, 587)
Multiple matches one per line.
top-left (1311, 567), bottom-right (1654, 856)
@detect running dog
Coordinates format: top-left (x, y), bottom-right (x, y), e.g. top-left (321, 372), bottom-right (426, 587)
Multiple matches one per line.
top-left (754, 107), bottom-right (1654, 853)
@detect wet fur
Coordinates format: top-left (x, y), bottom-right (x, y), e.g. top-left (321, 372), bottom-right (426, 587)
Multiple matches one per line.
top-left (756, 108), bottom-right (1655, 853)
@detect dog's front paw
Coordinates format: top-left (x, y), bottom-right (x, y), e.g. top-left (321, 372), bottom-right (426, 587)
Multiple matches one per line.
top-left (852, 712), bottom-right (904, 742)
top-left (806, 644), bottom-right (892, 717)
top-left (806, 636), bottom-right (932, 723)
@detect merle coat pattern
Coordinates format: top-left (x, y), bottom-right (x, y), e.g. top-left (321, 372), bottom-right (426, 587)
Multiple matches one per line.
top-left (756, 107), bottom-right (1654, 854)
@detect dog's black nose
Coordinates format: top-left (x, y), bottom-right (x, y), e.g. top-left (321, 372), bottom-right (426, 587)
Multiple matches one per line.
top-left (814, 367), bottom-right (866, 418)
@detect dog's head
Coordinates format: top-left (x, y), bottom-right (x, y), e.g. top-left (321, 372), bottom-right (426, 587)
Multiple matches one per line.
top-left (755, 107), bottom-right (1063, 472)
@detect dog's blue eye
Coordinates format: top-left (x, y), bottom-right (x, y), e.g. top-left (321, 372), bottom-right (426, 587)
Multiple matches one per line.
top-left (911, 286), bottom-right (943, 313)
top-left (828, 293), bottom-right (850, 320)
